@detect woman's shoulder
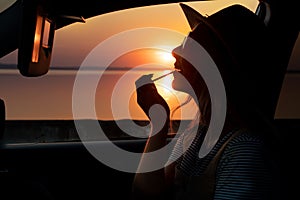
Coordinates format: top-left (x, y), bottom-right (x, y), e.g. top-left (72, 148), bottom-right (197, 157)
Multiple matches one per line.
top-left (221, 129), bottom-right (269, 160)
top-left (229, 129), bottom-right (265, 144)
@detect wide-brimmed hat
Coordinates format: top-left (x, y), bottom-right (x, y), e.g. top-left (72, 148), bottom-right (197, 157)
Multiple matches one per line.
top-left (178, 3), bottom-right (276, 120)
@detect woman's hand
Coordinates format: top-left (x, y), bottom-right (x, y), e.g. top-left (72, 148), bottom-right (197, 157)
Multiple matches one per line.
top-left (135, 74), bottom-right (170, 120)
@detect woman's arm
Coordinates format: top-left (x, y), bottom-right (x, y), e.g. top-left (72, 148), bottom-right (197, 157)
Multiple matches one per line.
top-left (131, 75), bottom-right (175, 199)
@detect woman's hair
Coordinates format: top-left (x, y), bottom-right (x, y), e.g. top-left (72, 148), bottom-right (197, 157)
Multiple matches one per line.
top-left (170, 95), bottom-right (197, 134)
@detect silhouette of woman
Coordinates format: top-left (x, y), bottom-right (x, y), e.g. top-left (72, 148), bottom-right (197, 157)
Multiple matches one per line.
top-left (132, 3), bottom-right (279, 200)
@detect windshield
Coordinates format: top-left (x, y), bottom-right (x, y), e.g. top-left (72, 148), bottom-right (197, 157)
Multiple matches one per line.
top-left (2, 0), bottom-right (299, 143)
top-left (0, 0), bottom-right (259, 120)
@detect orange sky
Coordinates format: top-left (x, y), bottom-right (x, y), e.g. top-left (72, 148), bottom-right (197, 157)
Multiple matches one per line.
top-left (49, 0), bottom-right (258, 67)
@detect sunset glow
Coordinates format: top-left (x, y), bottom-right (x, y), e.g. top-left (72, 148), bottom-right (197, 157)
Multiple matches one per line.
top-left (157, 51), bottom-right (176, 65)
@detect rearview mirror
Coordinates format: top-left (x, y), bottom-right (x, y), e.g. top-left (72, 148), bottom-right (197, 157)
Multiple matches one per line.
top-left (18, 1), bottom-right (55, 77)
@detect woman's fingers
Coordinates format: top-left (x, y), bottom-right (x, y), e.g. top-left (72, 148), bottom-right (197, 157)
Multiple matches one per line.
top-left (135, 74), bottom-right (154, 88)
top-left (135, 74), bottom-right (170, 119)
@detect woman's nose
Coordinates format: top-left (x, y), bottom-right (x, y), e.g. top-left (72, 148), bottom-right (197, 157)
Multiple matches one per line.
top-left (172, 46), bottom-right (181, 59)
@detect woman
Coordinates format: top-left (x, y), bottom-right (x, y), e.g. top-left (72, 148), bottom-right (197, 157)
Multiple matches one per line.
top-left (132, 3), bottom-right (279, 200)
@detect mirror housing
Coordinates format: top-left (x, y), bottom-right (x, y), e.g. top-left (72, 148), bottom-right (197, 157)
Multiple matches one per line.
top-left (18, 0), bottom-right (55, 77)
top-left (0, 99), bottom-right (5, 141)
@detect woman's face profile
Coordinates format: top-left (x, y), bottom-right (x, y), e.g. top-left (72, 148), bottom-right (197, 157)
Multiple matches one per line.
top-left (171, 37), bottom-right (204, 97)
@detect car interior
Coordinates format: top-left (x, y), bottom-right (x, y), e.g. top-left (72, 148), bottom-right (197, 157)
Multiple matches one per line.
top-left (0, 0), bottom-right (299, 199)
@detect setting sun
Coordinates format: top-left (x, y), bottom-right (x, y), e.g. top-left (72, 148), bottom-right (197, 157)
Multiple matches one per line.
top-left (156, 51), bottom-right (176, 65)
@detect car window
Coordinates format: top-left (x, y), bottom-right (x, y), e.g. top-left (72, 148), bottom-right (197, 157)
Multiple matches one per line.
top-left (275, 32), bottom-right (300, 119)
top-left (3, 0), bottom-right (298, 144)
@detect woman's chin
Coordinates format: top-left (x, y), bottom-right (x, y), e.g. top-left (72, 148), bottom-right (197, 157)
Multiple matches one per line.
top-left (172, 80), bottom-right (195, 96)
top-left (172, 80), bottom-right (186, 93)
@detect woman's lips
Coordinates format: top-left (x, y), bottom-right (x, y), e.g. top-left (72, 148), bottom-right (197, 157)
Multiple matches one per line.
top-left (174, 62), bottom-right (181, 71)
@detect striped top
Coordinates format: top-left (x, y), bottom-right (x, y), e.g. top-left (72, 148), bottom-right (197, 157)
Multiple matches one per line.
top-left (168, 126), bottom-right (274, 199)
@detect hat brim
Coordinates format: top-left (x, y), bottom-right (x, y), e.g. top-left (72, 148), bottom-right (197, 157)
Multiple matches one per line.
top-left (179, 3), bottom-right (232, 61)
top-left (179, 3), bottom-right (207, 30)
top-left (179, 3), bottom-right (222, 42)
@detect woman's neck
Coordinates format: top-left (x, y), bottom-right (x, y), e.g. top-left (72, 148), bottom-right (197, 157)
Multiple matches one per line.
top-left (220, 109), bottom-right (245, 138)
